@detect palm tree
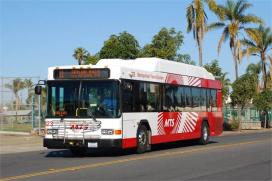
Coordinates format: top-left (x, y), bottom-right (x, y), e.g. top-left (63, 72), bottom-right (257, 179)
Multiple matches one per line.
top-left (186, 0), bottom-right (218, 66)
top-left (24, 79), bottom-right (34, 104)
top-left (242, 25), bottom-right (272, 89)
top-left (208, 0), bottom-right (263, 80)
top-left (73, 47), bottom-right (88, 65)
top-left (5, 78), bottom-right (25, 110)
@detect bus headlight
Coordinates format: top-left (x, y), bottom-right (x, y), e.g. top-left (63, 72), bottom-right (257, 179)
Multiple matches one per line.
top-left (47, 129), bottom-right (58, 134)
top-left (101, 129), bottom-right (114, 135)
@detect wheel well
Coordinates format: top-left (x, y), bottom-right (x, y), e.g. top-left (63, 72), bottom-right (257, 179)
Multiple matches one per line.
top-left (202, 119), bottom-right (209, 127)
top-left (139, 120), bottom-right (151, 132)
top-left (138, 120), bottom-right (152, 145)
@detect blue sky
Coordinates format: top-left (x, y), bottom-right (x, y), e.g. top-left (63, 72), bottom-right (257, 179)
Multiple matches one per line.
top-left (1, 0), bottom-right (272, 81)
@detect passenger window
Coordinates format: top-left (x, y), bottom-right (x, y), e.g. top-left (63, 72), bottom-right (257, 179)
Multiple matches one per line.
top-left (146, 83), bottom-right (160, 112)
top-left (163, 85), bottom-right (174, 111)
top-left (122, 81), bottom-right (133, 112)
top-left (200, 89), bottom-right (207, 111)
top-left (185, 87), bottom-right (192, 111)
top-left (211, 89), bottom-right (217, 112)
top-left (206, 89), bottom-right (212, 112)
top-left (192, 88), bottom-right (201, 111)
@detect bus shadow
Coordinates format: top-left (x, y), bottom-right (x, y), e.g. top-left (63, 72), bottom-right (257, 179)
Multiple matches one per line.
top-left (45, 140), bottom-right (218, 158)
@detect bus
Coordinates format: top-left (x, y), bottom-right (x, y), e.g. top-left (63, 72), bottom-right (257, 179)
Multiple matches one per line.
top-left (35, 57), bottom-right (223, 155)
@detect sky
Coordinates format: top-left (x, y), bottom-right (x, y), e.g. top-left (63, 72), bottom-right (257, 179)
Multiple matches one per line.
top-left (1, 0), bottom-right (272, 82)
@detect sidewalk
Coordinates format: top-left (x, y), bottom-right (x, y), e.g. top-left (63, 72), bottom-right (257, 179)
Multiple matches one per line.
top-left (0, 129), bottom-right (271, 155)
top-left (0, 134), bottom-right (46, 155)
top-left (221, 128), bottom-right (272, 136)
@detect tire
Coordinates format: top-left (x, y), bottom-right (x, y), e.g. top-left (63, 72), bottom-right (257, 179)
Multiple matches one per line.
top-left (70, 148), bottom-right (87, 156)
top-left (198, 121), bottom-right (210, 145)
top-left (136, 125), bottom-right (149, 154)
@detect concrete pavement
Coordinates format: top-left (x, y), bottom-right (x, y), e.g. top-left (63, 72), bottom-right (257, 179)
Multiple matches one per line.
top-left (0, 129), bottom-right (271, 154)
top-left (0, 131), bottom-right (271, 181)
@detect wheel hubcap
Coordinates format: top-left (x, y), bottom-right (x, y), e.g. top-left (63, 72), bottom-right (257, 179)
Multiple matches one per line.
top-left (138, 131), bottom-right (146, 146)
top-left (203, 127), bottom-right (208, 141)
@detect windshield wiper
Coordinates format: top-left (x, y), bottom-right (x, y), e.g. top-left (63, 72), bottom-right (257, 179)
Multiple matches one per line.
top-left (87, 108), bottom-right (98, 122)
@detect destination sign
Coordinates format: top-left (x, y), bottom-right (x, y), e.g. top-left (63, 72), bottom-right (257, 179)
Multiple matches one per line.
top-left (53, 68), bottom-right (110, 79)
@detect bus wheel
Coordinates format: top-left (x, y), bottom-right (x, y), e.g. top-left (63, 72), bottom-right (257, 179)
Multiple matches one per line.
top-left (70, 148), bottom-right (86, 156)
top-left (198, 121), bottom-right (210, 145)
top-left (136, 125), bottom-right (149, 154)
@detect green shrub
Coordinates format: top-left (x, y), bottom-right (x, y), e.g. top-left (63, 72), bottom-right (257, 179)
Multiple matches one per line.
top-left (224, 117), bottom-right (240, 131)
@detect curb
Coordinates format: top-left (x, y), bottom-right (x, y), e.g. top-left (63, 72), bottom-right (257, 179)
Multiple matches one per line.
top-left (221, 129), bottom-right (272, 136)
top-left (0, 131), bottom-right (31, 136)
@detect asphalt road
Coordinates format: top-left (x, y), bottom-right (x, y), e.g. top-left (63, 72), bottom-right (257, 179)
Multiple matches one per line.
top-left (0, 131), bottom-right (271, 181)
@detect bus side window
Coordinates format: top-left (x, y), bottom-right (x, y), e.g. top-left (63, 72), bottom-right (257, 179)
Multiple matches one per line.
top-left (211, 89), bottom-right (217, 112)
top-left (122, 81), bottom-right (133, 112)
top-left (206, 89), bottom-right (211, 112)
top-left (163, 85), bottom-right (174, 112)
top-left (200, 89), bottom-right (207, 111)
top-left (173, 86), bottom-right (183, 112)
top-left (146, 83), bottom-right (160, 112)
top-left (192, 87), bottom-right (201, 111)
top-left (185, 87), bottom-right (192, 111)
top-left (139, 82), bottom-right (147, 112)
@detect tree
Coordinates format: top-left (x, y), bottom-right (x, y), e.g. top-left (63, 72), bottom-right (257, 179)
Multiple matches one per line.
top-left (141, 28), bottom-right (183, 60)
top-left (186, 0), bottom-right (218, 66)
top-left (100, 31), bottom-right (140, 59)
top-left (204, 60), bottom-right (231, 102)
top-left (253, 90), bottom-right (272, 113)
top-left (243, 25), bottom-right (272, 89)
top-left (230, 73), bottom-right (257, 109)
top-left (218, 72), bottom-right (231, 103)
top-left (24, 79), bottom-right (34, 104)
top-left (5, 78), bottom-right (25, 110)
top-left (174, 54), bottom-right (196, 65)
top-left (203, 59), bottom-right (223, 76)
top-left (246, 63), bottom-right (261, 92)
top-left (253, 90), bottom-right (272, 128)
top-left (85, 53), bottom-right (99, 65)
top-left (73, 47), bottom-right (88, 65)
top-left (209, 0), bottom-right (263, 80)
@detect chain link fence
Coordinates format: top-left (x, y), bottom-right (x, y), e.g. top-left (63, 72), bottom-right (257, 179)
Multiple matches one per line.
top-left (0, 77), bottom-right (44, 132)
top-left (223, 106), bottom-right (272, 129)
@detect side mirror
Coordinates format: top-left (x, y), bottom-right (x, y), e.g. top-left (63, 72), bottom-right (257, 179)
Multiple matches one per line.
top-left (35, 85), bottom-right (42, 95)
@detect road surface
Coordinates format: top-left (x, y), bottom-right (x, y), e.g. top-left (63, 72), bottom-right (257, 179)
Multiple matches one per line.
top-left (0, 131), bottom-right (271, 181)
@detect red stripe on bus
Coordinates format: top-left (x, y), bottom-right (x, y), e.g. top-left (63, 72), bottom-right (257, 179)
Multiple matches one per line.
top-left (122, 138), bottom-right (137, 148)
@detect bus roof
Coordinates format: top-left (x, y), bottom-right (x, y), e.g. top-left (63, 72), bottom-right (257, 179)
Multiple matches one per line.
top-left (96, 58), bottom-right (214, 80)
top-left (48, 58), bottom-right (215, 80)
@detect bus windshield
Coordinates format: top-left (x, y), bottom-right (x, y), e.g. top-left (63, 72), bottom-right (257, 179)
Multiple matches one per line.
top-left (46, 80), bottom-right (120, 118)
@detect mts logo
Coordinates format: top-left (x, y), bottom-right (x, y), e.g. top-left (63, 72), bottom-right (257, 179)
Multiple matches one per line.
top-left (164, 118), bottom-right (175, 127)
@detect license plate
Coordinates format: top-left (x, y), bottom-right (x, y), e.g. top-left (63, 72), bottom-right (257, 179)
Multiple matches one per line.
top-left (88, 142), bottom-right (98, 148)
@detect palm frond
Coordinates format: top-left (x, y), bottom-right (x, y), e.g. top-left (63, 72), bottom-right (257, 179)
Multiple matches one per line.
top-left (207, 22), bottom-right (225, 31)
top-left (240, 14), bottom-right (263, 24)
top-left (238, 1), bottom-right (252, 14)
top-left (186, 4), bottom-right (195, 33)
top-left (244, 28), bottom-right (262, 47)
top-left (218, 27), bottom-right (229, 55)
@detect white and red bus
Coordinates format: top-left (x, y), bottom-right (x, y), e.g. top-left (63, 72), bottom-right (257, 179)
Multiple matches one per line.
top-left (36, 58), bottom-right (223, 155)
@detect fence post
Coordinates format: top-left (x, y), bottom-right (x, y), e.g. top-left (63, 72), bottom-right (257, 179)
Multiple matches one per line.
top-left (31, 95), bottom-right (35, 129)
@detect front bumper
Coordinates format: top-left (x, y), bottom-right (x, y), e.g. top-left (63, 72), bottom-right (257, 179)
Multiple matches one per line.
top-left (44, 138), bottom-right (122, 149)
